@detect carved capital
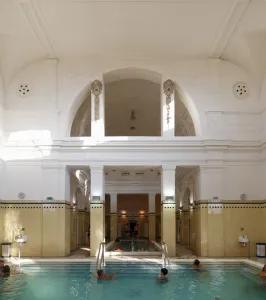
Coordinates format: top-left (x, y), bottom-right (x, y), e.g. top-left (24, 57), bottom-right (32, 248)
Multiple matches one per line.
top-left (91, 80), bottom-right (103, 97)
top-left (163, 79), bottom-right (174, 125)
top-left (163, 79), bottom-right (174, 97)
top-left (91, 80), bottom-right (103, 121)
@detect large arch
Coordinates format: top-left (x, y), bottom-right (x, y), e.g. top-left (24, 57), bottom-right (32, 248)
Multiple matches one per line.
top-left (69, 67), bottom-right (200, 137)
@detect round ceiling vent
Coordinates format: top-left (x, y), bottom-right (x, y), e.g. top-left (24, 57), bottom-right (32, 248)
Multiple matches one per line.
top-left (18, 192), bottom-right (25, 199)
top-left (17, 83), bottom-right (30, 97)
top-left (233, 82), bottom-right (248, 99)
top-left (240, 193), bottom-right (247, 201)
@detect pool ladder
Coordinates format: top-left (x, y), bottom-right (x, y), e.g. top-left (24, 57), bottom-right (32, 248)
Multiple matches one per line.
top-left (161, 242), bottom-right (170, 267)
top-left (131, 239), bottom-right (135, 252)
top-left (96, 242), bottom-right (105, 271)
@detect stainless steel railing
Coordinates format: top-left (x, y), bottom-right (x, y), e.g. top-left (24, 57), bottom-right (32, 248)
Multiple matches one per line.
top-left (161, 242), bottom-right (170, 267)
top-left (96, 242), bottom-right (105, 271)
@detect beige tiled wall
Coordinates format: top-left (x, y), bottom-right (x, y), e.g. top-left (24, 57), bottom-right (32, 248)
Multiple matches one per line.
top-left (0, 201), bottom-right (71, 257)
top-left (191, 201), bottom-right (266, 257)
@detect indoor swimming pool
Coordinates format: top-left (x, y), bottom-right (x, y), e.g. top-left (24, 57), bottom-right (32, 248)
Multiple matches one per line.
top-left (0, 262), bottom-right (265, 300)
top-left (107, 239), bottom-right (159, 252)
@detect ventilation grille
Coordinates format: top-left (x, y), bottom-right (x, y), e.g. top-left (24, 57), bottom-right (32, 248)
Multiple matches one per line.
top-left (233, 82), bottom-right (248, 99)
top-left (121, 172), bottom-right (130, 176)
top-left (17, 83), bottom-right (30, 97)
top-left (135, 172), bottom-right (144, 176)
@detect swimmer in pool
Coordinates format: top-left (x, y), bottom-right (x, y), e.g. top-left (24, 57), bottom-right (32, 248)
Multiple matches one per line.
top-left (1, 265), bottom-right (11, 277)
top-left (192, 259), bottom-right (202, 269)
top-left (259, 264), bottom-right (266, 277)
top-left (157, 268), bottom-right (168, 282)
top-left (0, 260), bottom-right (4, 274)
top-left (94, 269), bottom-right (115, 280)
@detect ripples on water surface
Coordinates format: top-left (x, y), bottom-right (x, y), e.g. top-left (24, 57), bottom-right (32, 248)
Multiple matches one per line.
top-left (0, 263), bottom-right (265, 300)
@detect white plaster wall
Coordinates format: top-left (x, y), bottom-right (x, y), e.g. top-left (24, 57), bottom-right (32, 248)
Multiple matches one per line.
top-left (0, 75), bottom-right (4, 200)
top-left (0, 74), bottom-right (4, 145)
top-left (4, 59), bottom-right (58, 141)
top-left (259, 73), bottom-right (266, 140)
top-left (2, 164), bottom-right (42, 200)
top-left (0, 58), bottom-right (264, 201)
top-left (223, 165), bottom-right (261, 200)
top-left (1, 57), bottom-right (261, 141)
top-left (196, 165), bottom-right (261, 201)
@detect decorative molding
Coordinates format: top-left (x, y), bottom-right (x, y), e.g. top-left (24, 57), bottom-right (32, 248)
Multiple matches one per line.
top-left (91, 80), bottom-right (103, 121)
top-left (71, 0), bottom-right (189, 2)
top-left (210, 0), bottom-right (250, 58)
top-left (163, 79), bottom-right (174, 125)
top-left (19, 0), bottom-right (56, 58)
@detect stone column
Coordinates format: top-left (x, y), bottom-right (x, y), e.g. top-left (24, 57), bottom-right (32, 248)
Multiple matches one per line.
top-left (90, 165), bottom-right (105, 256)
top-left (91, 79), bottom-right (105, 138)
top-left (148, 193), bottom-right (156, 240)
top-left (110, 193), bottom-right (118, 241)
top-left (161, 79), bottom-right (175, 138)
top-left (161, 166), bottom-right (176, 256)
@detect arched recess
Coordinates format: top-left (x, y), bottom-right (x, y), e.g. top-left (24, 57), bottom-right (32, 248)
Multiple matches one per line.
top-left (175, 91), bottom-right (196, 136)
top-left (70, 93), bottom-right (91, 137)
top-left (104, 68), bottom-right (162, 136)
top-left (68, 68), bottom-right (200, 137)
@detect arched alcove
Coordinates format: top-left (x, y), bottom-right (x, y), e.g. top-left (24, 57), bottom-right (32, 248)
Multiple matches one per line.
top-left (175, 97), bottom-right (196, 136)
top-left (70, 95), bottom-right (91, 137)
top-left (105, 78), bottom-right (161, 136)
top-left (69, 68), bottom-right (197, 137)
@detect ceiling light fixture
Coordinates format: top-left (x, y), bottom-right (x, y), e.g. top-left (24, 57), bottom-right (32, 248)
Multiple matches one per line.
top-left (130, 110), bottom-right (136, 120)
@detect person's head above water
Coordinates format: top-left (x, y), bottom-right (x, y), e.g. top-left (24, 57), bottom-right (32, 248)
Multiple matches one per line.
top-left (97, 269), bottom-right (104, 277)
top-left (161, 268), bottom-right (168, 276)
top-left (262, 264), bottom-right (266, 272)
top-left (3, 265), bottom-right (10, 274)
top-left (193, 259), bottom-right (200, 266)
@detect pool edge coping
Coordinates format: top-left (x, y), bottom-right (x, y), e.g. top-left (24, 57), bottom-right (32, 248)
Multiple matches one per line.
top-left (6, 257), bottom-right (265, 269)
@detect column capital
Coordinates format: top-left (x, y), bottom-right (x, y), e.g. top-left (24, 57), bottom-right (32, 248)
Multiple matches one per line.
top-left (90, 165), bottom-right (104, 172)
top-left (163, 79), bottom-right (174, 97)
top-left (148, 192), bottom-right (156, 198)
top-left (91, 78), bottom-right (105, 137)
top-left (161, 165), bottom-right (176, 172)
top-left (91, 80), bottom-right (103, 97)
top-left (110, 192), bottom-right (117, 198)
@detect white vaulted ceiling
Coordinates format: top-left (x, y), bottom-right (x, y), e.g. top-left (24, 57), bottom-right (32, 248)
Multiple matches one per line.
top-left (1, 0), bottom-right (266, 83)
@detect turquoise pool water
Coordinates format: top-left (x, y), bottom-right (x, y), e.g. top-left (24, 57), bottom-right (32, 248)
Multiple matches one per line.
top-left (0, 262), bottom-right (265, 300)
top-left (108, 239), bottom-right (159, 251)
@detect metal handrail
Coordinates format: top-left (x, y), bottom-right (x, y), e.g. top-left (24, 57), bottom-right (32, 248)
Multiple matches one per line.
top-left (131, 239), bottom-right (135, 252)
top-left (161, 242), bottom-right (170, 267)
top-left (96, 242), bottom-right (105, 271)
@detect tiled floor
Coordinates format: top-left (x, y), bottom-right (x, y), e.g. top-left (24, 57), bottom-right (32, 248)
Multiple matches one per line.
top-left (69, 246), bottom-right (90, 257)
top-left (176, 244), bottom-right (196, 258)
